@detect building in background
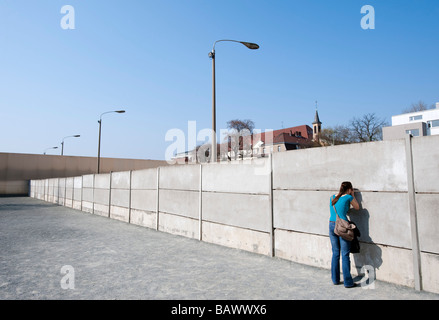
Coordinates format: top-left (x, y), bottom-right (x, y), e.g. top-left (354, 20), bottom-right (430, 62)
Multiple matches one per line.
top-left (173, 109), bottom-right (322, 163)
top-left (383, 102), bottom-right (439, 140)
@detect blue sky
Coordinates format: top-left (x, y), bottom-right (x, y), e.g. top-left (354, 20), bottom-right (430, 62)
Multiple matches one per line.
top-left (1, 0), bottom-right (438, 160)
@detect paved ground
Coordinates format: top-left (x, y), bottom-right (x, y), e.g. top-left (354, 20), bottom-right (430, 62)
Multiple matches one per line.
top-left (1, 197), bottom-right (438, 301)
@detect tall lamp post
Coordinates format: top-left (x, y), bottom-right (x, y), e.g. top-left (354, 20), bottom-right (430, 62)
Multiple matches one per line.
top-left (97, 110), bottom-right (125, 173)
top-left (209, 39), bottom-right (259, 162)
top-left (61, 135), bottom-right (81, 156)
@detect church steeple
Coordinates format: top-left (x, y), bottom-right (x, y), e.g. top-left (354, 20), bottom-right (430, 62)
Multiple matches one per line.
top-left (312, 101), bottom-right (322, 142)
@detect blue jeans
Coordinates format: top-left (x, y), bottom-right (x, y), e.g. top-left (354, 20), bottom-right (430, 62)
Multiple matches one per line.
top-left (329, 221), bottom-right (354, 287)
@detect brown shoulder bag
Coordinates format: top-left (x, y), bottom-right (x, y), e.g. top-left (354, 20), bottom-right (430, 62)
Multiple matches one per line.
top-left (333, 204), bottom-right (356, 241)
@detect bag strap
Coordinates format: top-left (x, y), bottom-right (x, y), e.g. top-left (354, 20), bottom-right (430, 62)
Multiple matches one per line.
top-left (332, 195), bottom-right (340, 218)
top-left (333, 195), bottom-right (355, 229)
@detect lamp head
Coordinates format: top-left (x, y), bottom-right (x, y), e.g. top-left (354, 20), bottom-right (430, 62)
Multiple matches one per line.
top-left (240, 42), bottom-right (259, 50)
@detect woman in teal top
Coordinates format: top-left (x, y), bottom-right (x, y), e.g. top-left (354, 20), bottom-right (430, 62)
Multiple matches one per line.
top-left (329, 181), bottom-right (360, 288)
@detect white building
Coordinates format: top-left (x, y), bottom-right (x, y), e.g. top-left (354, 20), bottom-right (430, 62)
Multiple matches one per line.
top-left (383, 102), bottom-right (439, 140)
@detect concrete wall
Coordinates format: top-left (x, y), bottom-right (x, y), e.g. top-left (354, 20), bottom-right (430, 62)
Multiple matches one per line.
top-left (201, 160), bottom-right (272, 254)
top-left (29, 136), bottom-right (439, 294)
top-left (0, 152), bottom-right (167, 195)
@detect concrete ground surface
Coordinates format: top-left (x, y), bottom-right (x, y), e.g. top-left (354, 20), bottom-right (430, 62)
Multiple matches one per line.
top-left (1, 197), bottom-right (438, 301)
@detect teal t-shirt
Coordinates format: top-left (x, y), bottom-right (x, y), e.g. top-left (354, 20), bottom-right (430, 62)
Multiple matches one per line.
top-left (329, 194), bottom-right (353, 222)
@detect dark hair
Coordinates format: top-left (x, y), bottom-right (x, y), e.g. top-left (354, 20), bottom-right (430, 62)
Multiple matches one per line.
top-left (332, 181), bottom-right (353, 205)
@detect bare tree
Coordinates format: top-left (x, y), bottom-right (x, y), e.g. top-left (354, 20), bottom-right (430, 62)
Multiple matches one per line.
top-left (224, 119), bottom-right (255, 160)
top-left (349, 113), bottom-right (388, 142)
top-left (226, 119), bottom-right (255, 133)
top-left (320, 125), bottom-right (353, 145)
top-left (403, 100), bottom-right (434, 113)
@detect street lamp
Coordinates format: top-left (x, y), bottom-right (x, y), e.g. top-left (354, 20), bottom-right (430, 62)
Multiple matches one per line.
top-left (61, 135), bottom-right (81, 156)
top-left (97, 110), bottom-right (126, 173)
top-left (209, 40), bottom-right (259, 162)
top-left (43, 146), bottom-right (58, 155)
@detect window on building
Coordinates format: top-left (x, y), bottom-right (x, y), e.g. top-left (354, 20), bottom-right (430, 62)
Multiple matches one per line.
top-left (406, 129), bottom-right (420, 137)
top-left (431, 120), bottom-right (439, 127)
top-left (409, 115), bottom-right (423, 121)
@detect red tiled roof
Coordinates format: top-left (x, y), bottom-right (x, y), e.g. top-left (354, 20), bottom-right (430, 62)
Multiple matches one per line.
top-left (252, 125), bottom-right (313, 144)
top-left (219, 125), bottom-right (313, 152)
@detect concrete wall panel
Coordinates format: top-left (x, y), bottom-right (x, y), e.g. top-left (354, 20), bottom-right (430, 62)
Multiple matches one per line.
top-left (47, 179), bottom-right (54, 203)
top-left (416, 193), bottom-right (439, 254)
top-left (110, 189), bottom-right (130, 208)
top-left (159, 189), bottom-right (199, 219)
top-left (274, 190), bottom-right (412, 249)
top-left (82, 201), bottom-right (93, 214)
top-left (65, 177), bottom-right (74, 207)
top-left (275, 229), bottom-right (415, 288)
top-left (94, 203), bottom-right (109, 217)
top-left (130, 209), bottom-right (156, 229)
top-left (111, 171), bottom-right (131, 189)
top-left (273, 190), bottom-right (331, 236)
top-left (94, 174), bottom-right (110, 189)
top-left (82, 188), bottom-right (93, 203)
top-left (158, 212), bottom-right (198, 239)
top-left (93, 188), bottom-right (109, 206)
top-left (202, 221), bottom-right (271, 255)
top-left (52, 179), bottom-right (59, 203)
top-left (131, 169), bottom-right (157, 190)
top-left (421, 252), bottom-right (439, 294)
top-left (110, 205), bottom-right (129, 223)
top-left (72, 201), bottom-right (82, 211)
top-left (160, 165), bottom-right (199, 191)
top-left (130, 189), bottom-right (157, 212)
top-left (73, 177), bottom-right (82, 201)
top-left (202, 163), bottom-right (268, 194)
top-left (273, 140), bottom-right (407, 192)
top-left (412, 135), bottom-right (439, 193)
top-left (58, 178), bottom-right (66, 205)
top-left (82, 174), bottom-right (94, 188)
top-left (202, 192), bottom-right (270, 232)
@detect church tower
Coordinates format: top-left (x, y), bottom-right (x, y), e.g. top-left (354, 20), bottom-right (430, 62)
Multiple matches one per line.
top-left (312, 101), bottom-right (322, 143)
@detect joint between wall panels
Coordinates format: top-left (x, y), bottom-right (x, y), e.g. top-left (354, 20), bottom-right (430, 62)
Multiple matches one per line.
top-left (128, 170), bottom-right (132, 224)
top-left (274, 227), bottom-right (413, 251)
top-left (159, 188), bottom-right (201, 193)
top-left (199, 164), bottom-right (202, 241)
top-left (156, 167), bottom-right (160, 231)
top-left (202, 218), bottom-right (271, 234)
top-left (201, 190), bottom-right (270, 196)
top-left (272, 188), bottom-right (410, 194)
top-left (405, 134), bottom-right (422, 291)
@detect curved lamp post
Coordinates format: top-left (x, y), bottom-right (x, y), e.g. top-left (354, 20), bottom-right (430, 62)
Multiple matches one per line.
top-left (97, 110), bottom-right (125, 173)
top-left (61, 135), bottom-right (81, 156)
top-left (209, 40), bottom-right (259, 162)
top-left (44, 146), bottom-right (58, 155)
